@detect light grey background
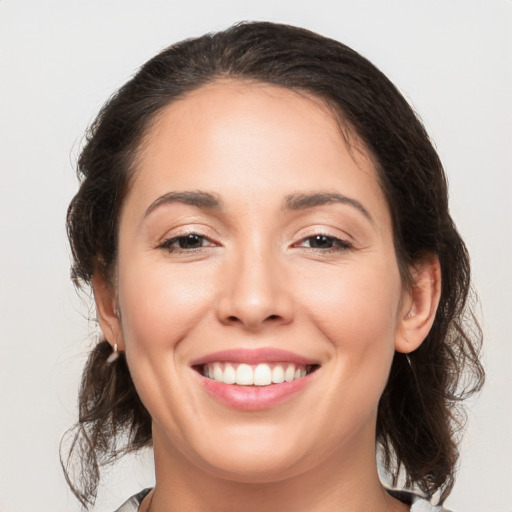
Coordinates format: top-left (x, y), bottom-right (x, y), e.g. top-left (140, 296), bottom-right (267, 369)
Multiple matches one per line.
top-left (0, 1), bottom-right (510, 511)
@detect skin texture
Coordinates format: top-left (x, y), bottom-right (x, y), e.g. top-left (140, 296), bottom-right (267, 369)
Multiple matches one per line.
top-left (94, 81), bottom-right (441, 512)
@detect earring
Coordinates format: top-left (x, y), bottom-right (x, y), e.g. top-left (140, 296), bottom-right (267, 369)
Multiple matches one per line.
top-left (106, 343), bottom-right (120, 364)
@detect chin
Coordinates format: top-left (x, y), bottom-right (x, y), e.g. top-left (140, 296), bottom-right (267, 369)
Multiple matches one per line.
top-left (192, 430), bottom-right (309, 483)
top-left (200, 456), bottom-right (304, 485)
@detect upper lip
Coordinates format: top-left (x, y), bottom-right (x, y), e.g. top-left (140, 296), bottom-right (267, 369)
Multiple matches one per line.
top-left (190, 348), bottom-right (320, 366)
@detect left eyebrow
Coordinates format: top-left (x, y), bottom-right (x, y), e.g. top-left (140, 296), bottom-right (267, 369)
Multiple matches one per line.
top-left (283, 192), bottom-right (374, 224)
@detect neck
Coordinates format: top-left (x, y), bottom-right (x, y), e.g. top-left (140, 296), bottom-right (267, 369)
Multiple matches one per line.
top-left (147, 427), bottom-right (407, 512)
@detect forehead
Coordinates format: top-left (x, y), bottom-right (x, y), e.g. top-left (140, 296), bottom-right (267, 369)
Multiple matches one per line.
top-left (142, 80), bottom-right (370, 169)
top-left (125, 80), bottom-right (390, 228)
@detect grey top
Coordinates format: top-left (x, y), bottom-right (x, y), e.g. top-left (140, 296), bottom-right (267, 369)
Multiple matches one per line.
top-left (113, 488), bottom-right (452, 511)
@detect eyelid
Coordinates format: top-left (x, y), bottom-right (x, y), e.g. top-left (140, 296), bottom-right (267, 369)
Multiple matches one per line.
top-left (290, 225), bottom-right (355, 253)
top-left (158, 234), bottom-right (217, 254)
top-left (156, 225), bottom-right (221, 251)
top-left (293, 225), bottom-right (354, 242)
top-left (156, 223), bottom-right (218, 241)
top-left (295, 234), bottom-right (352, 248)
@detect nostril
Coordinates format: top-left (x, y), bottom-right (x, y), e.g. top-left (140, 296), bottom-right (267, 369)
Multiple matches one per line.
top-left (268, 315), bottom-right (280, 321)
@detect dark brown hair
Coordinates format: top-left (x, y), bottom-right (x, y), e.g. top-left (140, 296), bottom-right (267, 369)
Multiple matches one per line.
top-left (63, 21), bottom-right (484, 508)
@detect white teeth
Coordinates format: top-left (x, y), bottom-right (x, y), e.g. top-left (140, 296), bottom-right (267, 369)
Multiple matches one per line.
top-left (236, 363), bottom-right (254, 385)
top-left (223, 364), bottom-right (236, 384)
top-left (271, 365), bottom-right (285, 384)
top-left (254, 364), bottom-right (272, 386)
top-left (203, 362), bottom-right (313, 385)
top-left (284, 365), bottom-right (295, 382)
top-left (213, 362), bottom-right (223, 382)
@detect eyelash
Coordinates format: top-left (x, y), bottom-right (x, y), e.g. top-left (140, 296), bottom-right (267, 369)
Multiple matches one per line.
top-left (158, 232), bottom-right (352, 254)
top-left (158, 232), bottom-right (216, 253)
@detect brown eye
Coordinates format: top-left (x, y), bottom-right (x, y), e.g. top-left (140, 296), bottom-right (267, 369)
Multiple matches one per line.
top-left (176, 234), bottom-right (204, 249)
top-left (307, 235), bottom-right (335, 249)
top-left (296, 234), bottom-right (352, 252)
top-left (159, 233), bottom-right (214, 252)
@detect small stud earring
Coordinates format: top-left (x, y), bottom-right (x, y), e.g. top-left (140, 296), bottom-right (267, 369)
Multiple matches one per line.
top-left (106, 343), bottom-right (120, 363)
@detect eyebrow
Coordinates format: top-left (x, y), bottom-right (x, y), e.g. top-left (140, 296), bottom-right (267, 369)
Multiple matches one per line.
top-left (144, 191), bottom-right (222, 217)
top-left (143, 190), bottom-right (373, 224)
top-left (284, 192), bottom-right (374, 223)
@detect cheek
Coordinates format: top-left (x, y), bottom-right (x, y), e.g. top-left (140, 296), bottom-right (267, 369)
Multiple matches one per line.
top-left (298, 259), bottom-right (402, 393)
top-left (117, 257), bottom-right (218, 354)
top-left (301, 260), bottom-right (402, 340)
top-left (114, 256), bottom-right (224, 430)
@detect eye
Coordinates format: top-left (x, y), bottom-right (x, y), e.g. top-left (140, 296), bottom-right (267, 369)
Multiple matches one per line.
top-left (296, 234), bottom-right (352, 252)
top-left (159, 233), bottom-right (215, 252)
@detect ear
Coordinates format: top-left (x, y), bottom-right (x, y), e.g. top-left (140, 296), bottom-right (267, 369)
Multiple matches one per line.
top-left (92, 271), bottom-right (124, 351)
top-left (395, 254), bottom-right (442, 354)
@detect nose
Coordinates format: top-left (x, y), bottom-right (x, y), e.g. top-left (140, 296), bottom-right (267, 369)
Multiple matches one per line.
top-left (215, 247), bottom-right (294, 331)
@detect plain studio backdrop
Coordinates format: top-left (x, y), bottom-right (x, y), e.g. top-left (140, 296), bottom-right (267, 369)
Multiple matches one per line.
top-left (0, 1), bottom-right (510, 511)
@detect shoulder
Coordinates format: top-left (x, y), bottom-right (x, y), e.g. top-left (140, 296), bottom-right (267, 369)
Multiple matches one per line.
top-left (112, 489), bottom-right (152, 512)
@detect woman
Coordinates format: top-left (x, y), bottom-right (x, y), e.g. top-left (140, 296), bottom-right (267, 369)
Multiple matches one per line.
top-left (63, 21), bottom-right (484, 512)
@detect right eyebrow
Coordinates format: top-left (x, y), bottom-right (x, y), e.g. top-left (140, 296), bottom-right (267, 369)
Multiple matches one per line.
top-left (143, 190), bottom-right (223, 218)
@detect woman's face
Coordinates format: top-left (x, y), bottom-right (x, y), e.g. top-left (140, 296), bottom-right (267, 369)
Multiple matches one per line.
top-left (103, 81), bottom-right (414, 481)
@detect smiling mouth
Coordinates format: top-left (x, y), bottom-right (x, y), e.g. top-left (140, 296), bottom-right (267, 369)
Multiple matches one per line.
top-left (194, 362), bottom-right (320, 386)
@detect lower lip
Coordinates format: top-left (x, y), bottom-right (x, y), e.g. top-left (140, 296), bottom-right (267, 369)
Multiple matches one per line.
top-left (200, 373), bottom-right (314, 410)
